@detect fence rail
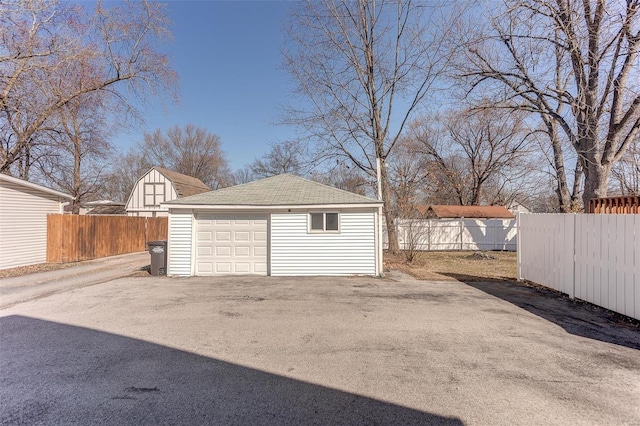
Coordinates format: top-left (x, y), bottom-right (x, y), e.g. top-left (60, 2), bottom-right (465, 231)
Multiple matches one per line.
top-left (518, 213), bottom-right (639, 320)
top-left (388, 218), bottom-right (517, 251)
top-left (47, 215), bottom-right (168, 263)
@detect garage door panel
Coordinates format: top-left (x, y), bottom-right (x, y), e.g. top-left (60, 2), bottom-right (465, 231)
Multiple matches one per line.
top-left (198, 231), bottom-right (212, 241)
top-left (215, 246), bottom-right (231, 257)
top-left (196, 213), bottom-right (268, 276)
top-left (197, 263), bottom-right (213, 273)
top-left (215, 231), bottom-right (231, 241)
top-left (234, 263), bottom-right (251, 273)
top-left (235, 246), bottom-right (250, 256)
top-left (235, 231), bottom-right (250, 241)
top-left (216, 262), bottom-right (231, 273)
top-left (198, 246), bottom-right (213, 256)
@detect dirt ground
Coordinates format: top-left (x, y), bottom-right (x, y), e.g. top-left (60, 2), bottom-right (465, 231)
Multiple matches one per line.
top-left (385, 250), bottom-right (518, 282)
top-left (0, 262), bottom-right (80, 279)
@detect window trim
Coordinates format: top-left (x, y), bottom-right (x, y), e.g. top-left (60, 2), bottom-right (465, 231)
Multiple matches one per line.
top-left (308, 211), bottom-right (341, 234)
top-left (144, 182), bottom-right (165, 207)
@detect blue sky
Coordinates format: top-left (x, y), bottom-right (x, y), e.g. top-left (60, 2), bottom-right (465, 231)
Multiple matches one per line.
top-left (113, 1), bottom-right (296, 170)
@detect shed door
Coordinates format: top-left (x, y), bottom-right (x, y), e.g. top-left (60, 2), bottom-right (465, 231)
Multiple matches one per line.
top-left (195, 213), bottom-right (268, 275)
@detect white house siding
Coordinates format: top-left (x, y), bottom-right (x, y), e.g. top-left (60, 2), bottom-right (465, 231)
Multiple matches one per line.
top-left (167, 209), bottom-right (193, 276)
top-left (126, 169), bottom-right (177, 216)
top-left (270, 210), bottom-right (377, 276)
top-left (0, 180), bottom-right (64, 269)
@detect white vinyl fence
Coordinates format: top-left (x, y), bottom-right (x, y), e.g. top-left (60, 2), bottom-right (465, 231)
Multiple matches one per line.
top-left (389, 219), bottom-right (517, 251)
top-left (518, 213), bottom-right (639, 320)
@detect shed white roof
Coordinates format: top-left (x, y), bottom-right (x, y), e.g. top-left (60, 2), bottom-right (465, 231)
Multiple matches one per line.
top-left (0, 174), bottom-right (74, 199)
top-left (164, 174), bottom-right (381, 207)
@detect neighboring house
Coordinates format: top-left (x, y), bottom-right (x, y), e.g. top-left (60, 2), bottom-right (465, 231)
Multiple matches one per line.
top-left (126, 167), bottom-right (210, 217)
top-left (62, 200), bottom-right (125, 215)
top-left (507, 201), bottom-right (531, 215)
top-left (163, 174), bottom-right (384, 277)
top-left (86, 202), bottom-right (127, 215)
top-left (416, 205), bottom-right (515, 219)
top-left (0, 174), bottom-right (74, 270)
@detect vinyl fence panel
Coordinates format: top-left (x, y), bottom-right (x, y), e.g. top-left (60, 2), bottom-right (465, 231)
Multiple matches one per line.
top-left (394, 219), bottom-right (517, 252)
top-left (519, 213), bottom-right (639, 320)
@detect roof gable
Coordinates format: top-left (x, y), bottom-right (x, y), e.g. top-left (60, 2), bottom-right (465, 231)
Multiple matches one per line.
top-left (417, 205), bottom-right (515, 219)
top-left (165, 174), bottom-right (381, 206)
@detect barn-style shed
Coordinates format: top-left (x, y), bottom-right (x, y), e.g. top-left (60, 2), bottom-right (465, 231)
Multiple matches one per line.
top-left (126, 167), bottom-right (210, 217)
top-left (164, 174), bottom-right (384, 277)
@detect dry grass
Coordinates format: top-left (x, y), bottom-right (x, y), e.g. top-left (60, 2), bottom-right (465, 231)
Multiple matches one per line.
top-left (385, 250), bottom-right (518, 282)
top-left (0, 262), bottom-right (80, 279)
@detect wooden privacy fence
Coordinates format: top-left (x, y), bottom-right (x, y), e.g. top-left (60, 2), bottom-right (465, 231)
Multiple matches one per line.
top-left (518, 213), bottom-right (639, 320)
top-left (589, 196), bottom-right (639, 214)
top-left (386, 219), bottom-right (517, 251)
top-left (47, 215), bottom-right (168, 263)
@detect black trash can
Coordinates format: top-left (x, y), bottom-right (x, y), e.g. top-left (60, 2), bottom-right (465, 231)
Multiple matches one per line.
top-left (147, 240), bottom-right (167, 276)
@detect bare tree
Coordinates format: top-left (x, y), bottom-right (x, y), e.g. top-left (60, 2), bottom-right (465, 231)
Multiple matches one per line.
top-left (311, 164), bottom-right (371, 196)
top-left (387, 137), bottom-right (430, 216)
top-left (412, 108), bottom-right (534, 206)
top-left (250, 140), bottom-right (306, 179)
top-left (458, 0), bottom-right (640, 207)
top-left (283, 0), bottom-right (455, 253)
top-left (612, 136), bottom-right (640, 195)
top-left (101, 149), bottom-right (153, 203)
top-left (38, 93), bottom-right (113, 213)
top-left (0, 0), bottom-right (177, 177)
top-left (139, 125), bottom-right (232, 190)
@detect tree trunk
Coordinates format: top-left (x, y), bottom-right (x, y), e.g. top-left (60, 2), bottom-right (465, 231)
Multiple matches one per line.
top-left (380, 159), bottom-right (400, 254)
top-left (582, 162), bottom-right (611, 209)
top-left (72, 136), bottom-right (82, 215)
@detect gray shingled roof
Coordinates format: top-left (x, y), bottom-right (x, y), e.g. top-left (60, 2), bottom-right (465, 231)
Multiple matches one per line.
top-left (165, 174), bottom-right (381, 206)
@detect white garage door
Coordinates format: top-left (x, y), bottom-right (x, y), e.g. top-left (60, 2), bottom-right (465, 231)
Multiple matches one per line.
top-left (195, 213), bottom-right (268, 275)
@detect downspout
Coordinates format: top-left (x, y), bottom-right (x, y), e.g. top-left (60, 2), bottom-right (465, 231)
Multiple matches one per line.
top-left (60, 200), bottom-right (72, 214)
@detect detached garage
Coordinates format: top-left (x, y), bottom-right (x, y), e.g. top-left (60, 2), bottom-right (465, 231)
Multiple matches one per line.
top-left (163, 174), bottom-right (383, 277)
top-left (0, 174), bottom-right (74, 270)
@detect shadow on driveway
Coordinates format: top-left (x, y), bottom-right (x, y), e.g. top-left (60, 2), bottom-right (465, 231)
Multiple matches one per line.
top-left (442, 273), bottom-right (640, 351)
top-left (0, 315), bottom-right (462, 425)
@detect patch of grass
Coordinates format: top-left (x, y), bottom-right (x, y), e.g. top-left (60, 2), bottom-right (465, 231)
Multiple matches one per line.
top-left (385, 250), bottom-right (517, 282)
top-left (0, 262), bottom-right (79, 279)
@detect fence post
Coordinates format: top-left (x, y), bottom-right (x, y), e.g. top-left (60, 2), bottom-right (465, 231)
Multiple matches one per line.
top-left (516, 213), bottom-right (520, 280)
top-left (459, 218), bottom-right (464, 250)
top-left (571, 213), bottom-right (576, 300)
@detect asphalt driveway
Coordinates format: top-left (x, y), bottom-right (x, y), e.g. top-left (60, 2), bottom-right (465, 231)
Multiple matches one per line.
top-left (1, 272), bottom-right (638, 425)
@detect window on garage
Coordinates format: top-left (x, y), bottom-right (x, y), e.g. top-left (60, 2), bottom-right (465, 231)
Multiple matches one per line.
top-left (309, 212), bottom-right (339, 233)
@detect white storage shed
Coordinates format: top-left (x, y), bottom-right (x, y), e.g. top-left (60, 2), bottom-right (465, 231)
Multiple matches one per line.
top-left (164, 174), bottom-right (384, 277)
top-left (0, 174), bottom-right (74, 270)
top-left (126, 167), bottom-right (210, 217)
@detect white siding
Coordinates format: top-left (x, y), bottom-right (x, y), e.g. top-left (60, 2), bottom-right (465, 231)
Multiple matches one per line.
top-left (126, 169), bottom-right (177, 216)
top-left (271, 210), bottom-right (377, 276)
top-left (167, 209), bottom-right (193, 276)
top-left (0, 180), bottom-right (64, 269)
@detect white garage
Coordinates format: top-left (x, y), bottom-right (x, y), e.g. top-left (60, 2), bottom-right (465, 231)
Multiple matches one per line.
top-left (164, 174), bottom-right (384, 277)
top-left (0, 174), bottom-right (74, 270)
